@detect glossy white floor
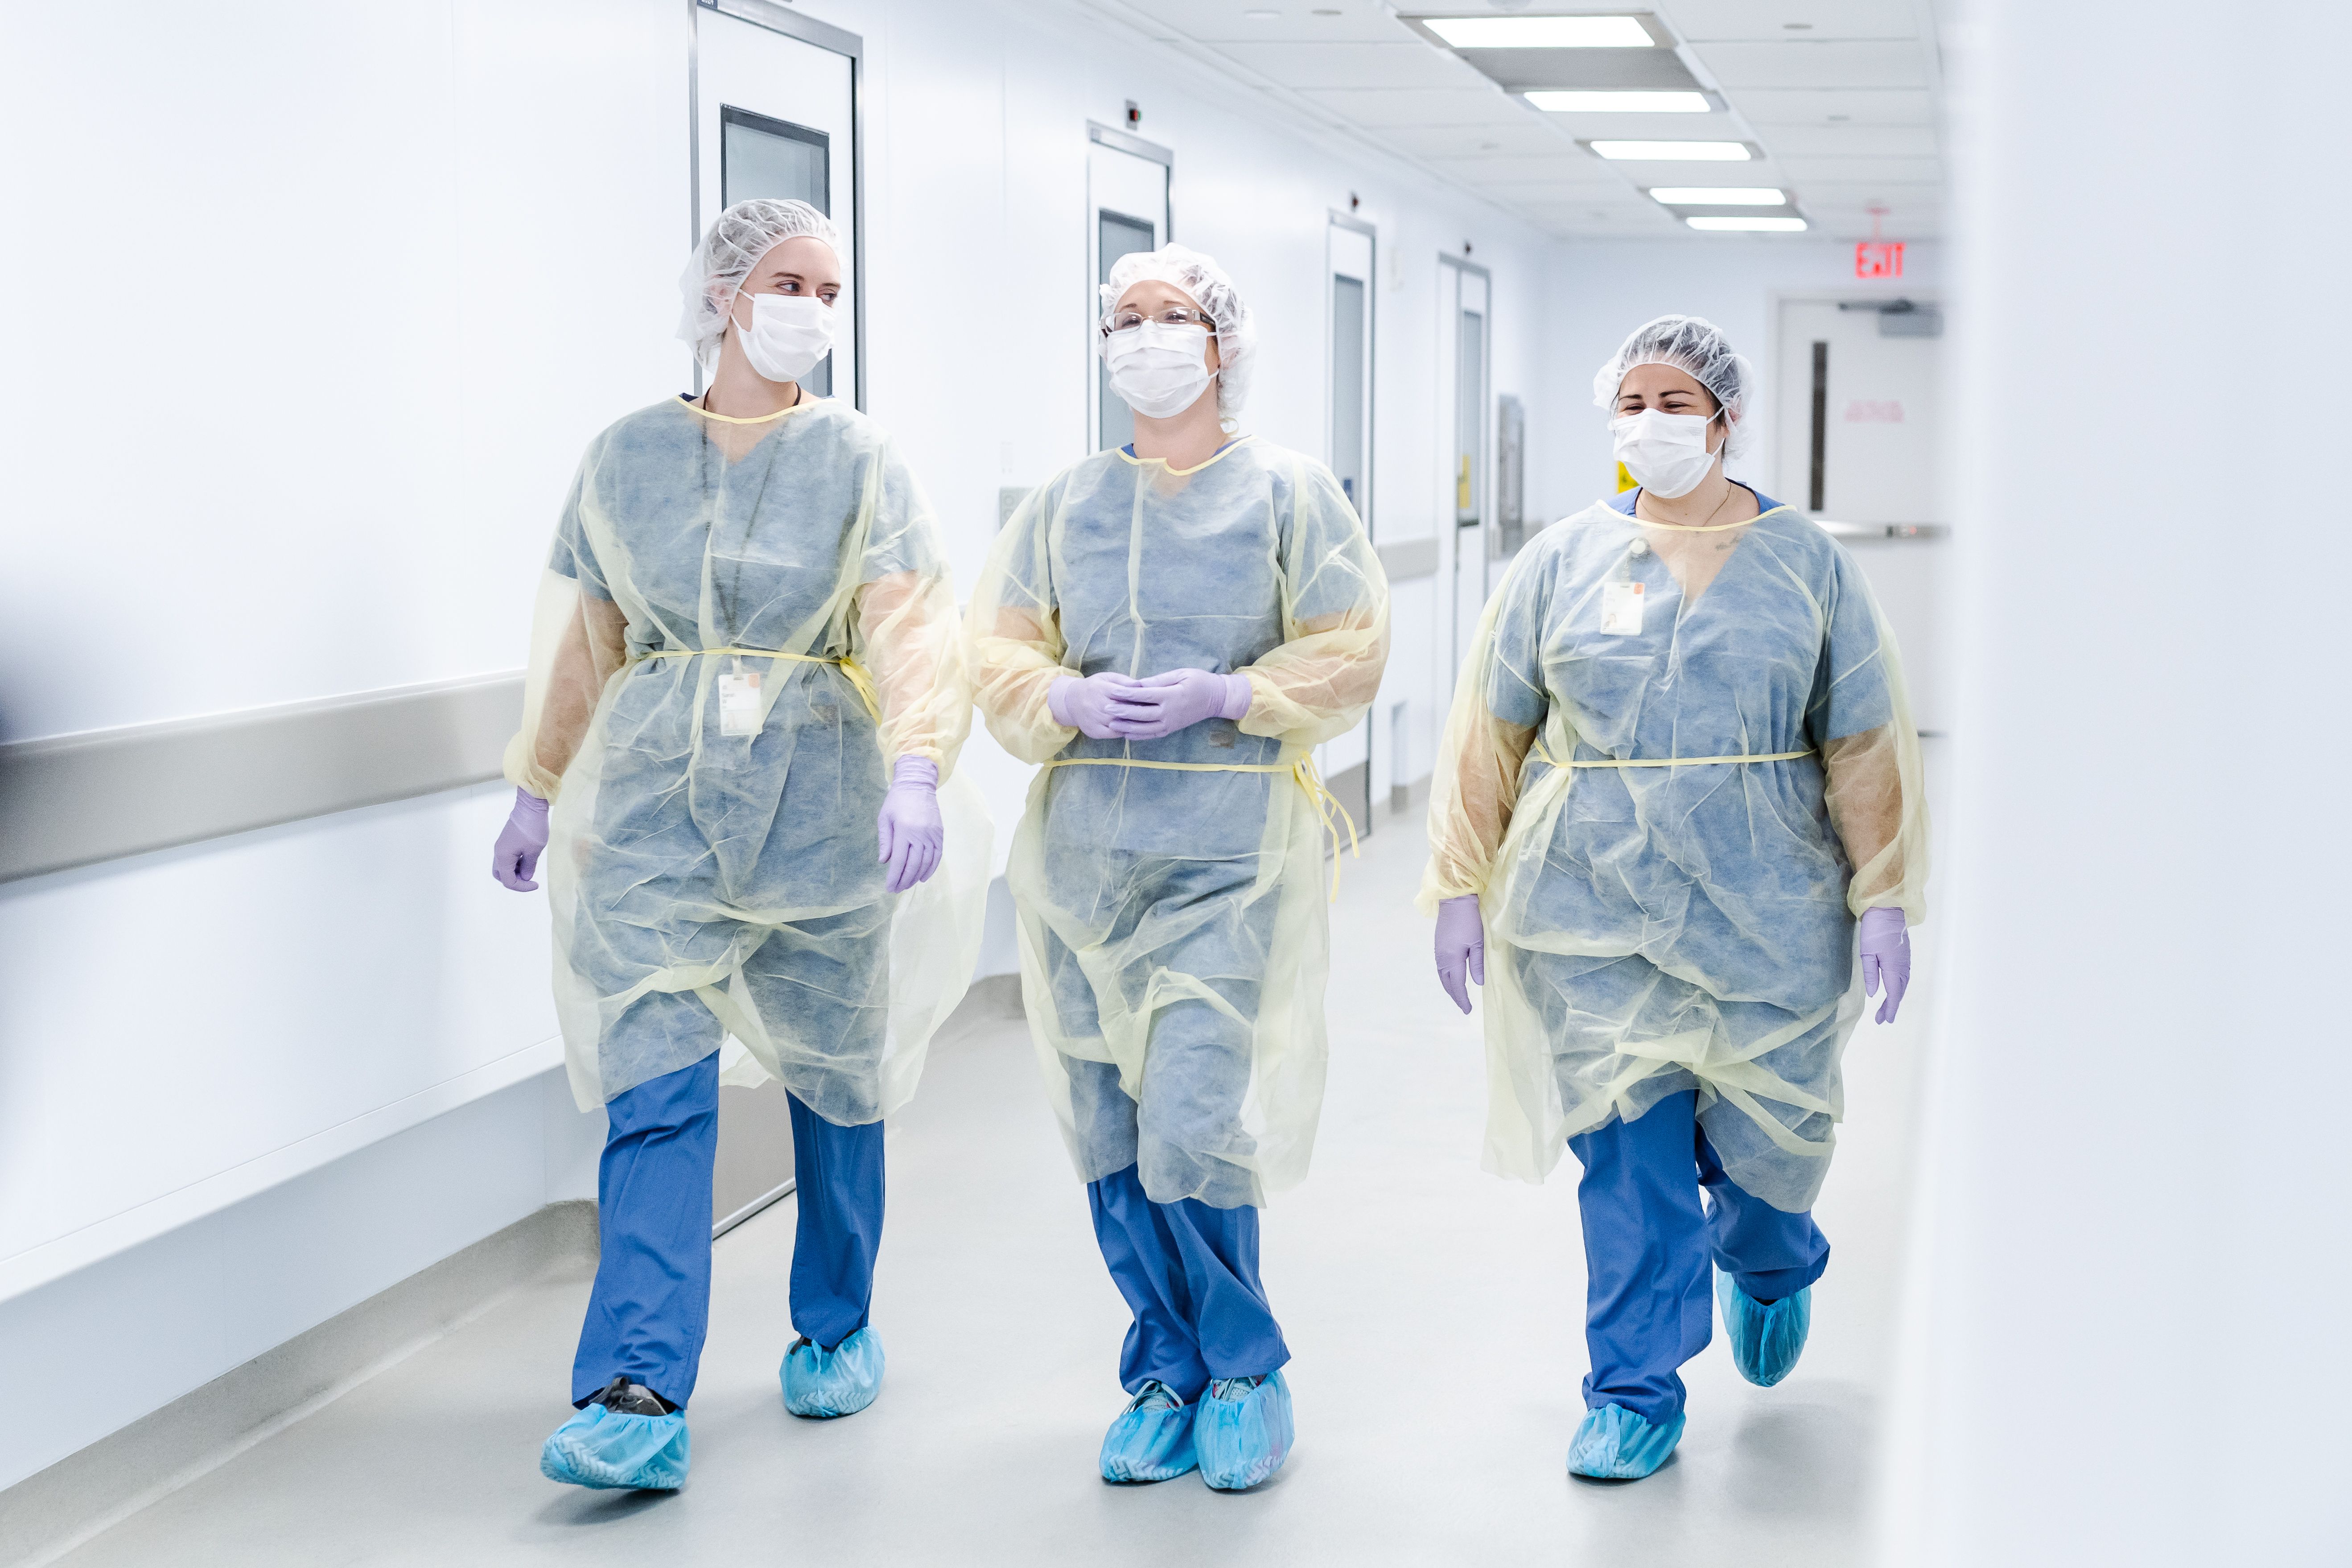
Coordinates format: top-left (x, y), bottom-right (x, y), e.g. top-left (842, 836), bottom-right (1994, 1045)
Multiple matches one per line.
top-left (61, 763), bottom-right (1941, 1566)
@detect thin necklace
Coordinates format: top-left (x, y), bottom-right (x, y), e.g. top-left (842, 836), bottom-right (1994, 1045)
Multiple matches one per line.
top-left (1639, 475), bottom-right (1739, 529)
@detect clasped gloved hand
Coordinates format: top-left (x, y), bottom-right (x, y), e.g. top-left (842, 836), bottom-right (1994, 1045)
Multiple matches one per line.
top-left (1858, 906), bottom-right (1910, 1023)
top-left (1434, 893), bottom-right (1484, 1014)
top-left (1049, 671), bottom-right (1148, 739)
top-left (1105, 669), bottom-right (1252, 740)
top-left (877, 756), bottom-right (943, 893)
top-left (490, 788), bottom-right (550, 891)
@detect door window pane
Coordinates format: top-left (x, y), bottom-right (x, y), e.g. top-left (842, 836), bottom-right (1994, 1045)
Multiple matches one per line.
top-left (1456, 309), bottom-right (1484, 524)
top-left (1495, 394), bottom-right (1525, 556)
top-left (1097, 209), bottom-right (1157, 452)
top-left (1332, 274), bottom-right (1366, 513)
top-left (721, 105), bottom-right (832, 397)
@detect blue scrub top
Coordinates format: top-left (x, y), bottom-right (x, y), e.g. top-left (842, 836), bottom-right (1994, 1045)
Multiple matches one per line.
top-left (1609, 481), bottom-right (1784, 516)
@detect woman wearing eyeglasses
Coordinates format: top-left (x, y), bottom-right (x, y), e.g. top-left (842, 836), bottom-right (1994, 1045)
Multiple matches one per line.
top-left (966, 244), bottom-right (1388, 1491)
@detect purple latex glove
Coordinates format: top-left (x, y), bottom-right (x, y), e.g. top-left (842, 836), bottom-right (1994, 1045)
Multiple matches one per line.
top-left (1049, 671), bottom-right (1149, 740)
top-left (877, 756), bottom-right (943, 894)
top-left (490, 788), bottom-right (550, 891)
top-left (1107, 669), bottom-right (1252, 740)
top-left (1435, 894), bottom-right (1485, 1015)
top-left (1859, 906), bottom-right (1911, 1024)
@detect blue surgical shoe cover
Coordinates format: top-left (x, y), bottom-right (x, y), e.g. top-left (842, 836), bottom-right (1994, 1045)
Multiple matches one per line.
top-left (540, 1402), bottom-right (690, 1490)
top-left (1567, 1403), bottom-right (1685, 1481)
top-left (1716, 1272), bottom-right (1812, 1388)
top-left (1100, 1380), bottom-right (1200, 1483)
top-left (1195, 1371), bottom-right (1294, 1491)
top-left (781, 1326), bottom-right (886, 1418)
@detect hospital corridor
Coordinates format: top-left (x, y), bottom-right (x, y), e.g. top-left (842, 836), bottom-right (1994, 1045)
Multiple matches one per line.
top-left (23, 798), bottom-right (1948, 1565)
top-left (0, 3), bottom-right (2342, 1566)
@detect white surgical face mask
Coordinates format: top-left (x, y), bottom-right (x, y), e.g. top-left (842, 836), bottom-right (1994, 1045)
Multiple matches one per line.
top-left (1609, 406), bottom-right (1724, 499)
top-left (1104, 321), bottom-right (1215, 420)
top-left (731, 291), bottom-right (835, 384)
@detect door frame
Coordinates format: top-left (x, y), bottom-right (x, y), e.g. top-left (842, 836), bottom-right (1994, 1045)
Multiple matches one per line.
top-left (1438, 252), bottom-right (1493, 680)
top-left (687, 0), bottom-right (869, 1240)
top-left (1768, 287), bottom-right (1941, 514)
top-left (1325, 211), bottom-right (1379, 839)
top-left (1326, 210), bottom-right (1378, 539)
top-left (690, 0), bottom-right (868, 408)
top-left (1086, 123), bottom-right (1175, 453)
top-left (1087, 121), bottom-right (1174, 235)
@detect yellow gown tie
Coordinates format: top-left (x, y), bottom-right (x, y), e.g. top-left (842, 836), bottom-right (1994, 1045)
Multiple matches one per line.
top-left (1040, 754), bottom-right (1362, 901)
top-left (1528, 741), bottom-right (1813, 769)
top-left (634, 646), bottom-right (882, 723)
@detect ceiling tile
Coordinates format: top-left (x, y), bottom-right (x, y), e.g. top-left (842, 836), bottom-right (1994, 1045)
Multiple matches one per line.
top-left (1421, 153), bottom-right (1630, 188)
top-left (1759, 123), bottom-right (1938, 157)
top-left (1293, 87), bottom-right (1526, 127)
top-left (1377, 121), bottom-right (1584, 158)
top-left (1524, 203), bottom-right (1686, 232)
top-left (1586, 155), bottom-right (1793, 185)
top-left (1778, 154), bottom-right (1943, 183)
top-left (1794, 200), bottom-right (1934, 232)
top-left (1660, 0), bottom-right (1919, 42)
top-left (1521, 107), bottom-right (1745, 138)
top-left (1206, 41), bottom-right (1486, 89)
top-left (1478, 179), bottom-right (1655, 198)
top-left (1792, 183), bottom-right (1944, 215)
top-left (1807, 213), bottom-right (1944, 240)
top-left (1804, 218), bottom-right (1944, 244)
top-left (1733, 87), bottom-right (1936, 124)
top-left (1693, 40), bottom-right (1932, 89)
top-left (1503, 191), bottom-right (1641, 211)
top-left (1117, 0), bottom-right (1415, 44)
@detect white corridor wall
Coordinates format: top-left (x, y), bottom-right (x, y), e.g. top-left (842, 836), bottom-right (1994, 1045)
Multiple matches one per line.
top-left (0, 0), bottom-right (687, 1493)
top-left (1877, 0), bottom-right (2352, 1560)
top-left (0, 0), bottom-right (1561, 1490)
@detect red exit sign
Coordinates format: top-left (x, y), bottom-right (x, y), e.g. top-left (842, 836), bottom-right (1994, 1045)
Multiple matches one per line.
top-left (1856, 241), bottom-right (1904, 279)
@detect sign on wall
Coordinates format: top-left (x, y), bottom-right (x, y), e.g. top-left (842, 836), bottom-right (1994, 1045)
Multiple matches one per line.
top-left (1856, 240), bottom-right (1904, 279)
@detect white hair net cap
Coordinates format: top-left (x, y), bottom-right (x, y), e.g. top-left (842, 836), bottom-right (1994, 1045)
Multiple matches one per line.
top-left (676, 198), bottom-right (842, 370)
top-left (1100, 243), bottom-right (1256, 431)
top-left (1593, 314), bottom-right (1755, 456)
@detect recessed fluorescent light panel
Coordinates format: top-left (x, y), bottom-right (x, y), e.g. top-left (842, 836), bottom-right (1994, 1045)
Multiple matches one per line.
top-left (1587, 140), bottom-right (1753, 161)
top-left (1687, 215), bottom-right (1808, 231)
top-left (1649, 187), bottom-right (1787, 205)
top-left (1423, 16), bottom-right (1653, 48)
top-left (1525, 91), bottom-right (1710, 113)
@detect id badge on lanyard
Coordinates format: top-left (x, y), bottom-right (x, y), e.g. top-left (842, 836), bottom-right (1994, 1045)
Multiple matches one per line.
top-left (1600, 579), bottom-right (1647, 636)
top-left (717, 658), bottom-right (764, 737)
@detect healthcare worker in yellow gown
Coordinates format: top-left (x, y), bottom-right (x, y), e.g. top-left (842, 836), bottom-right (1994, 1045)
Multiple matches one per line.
top-left (968, 244), bottom-right (1388, 1492)
top-left (489, 199), bottom-right (988, 1491)
top-left (1422, 315), bottom-right (1928, 1482)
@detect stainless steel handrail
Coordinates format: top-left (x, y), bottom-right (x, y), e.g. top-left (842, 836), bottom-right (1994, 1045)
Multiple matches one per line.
top-left (1815, 520), bottom-right (1950, 541)
top-left (0, 672), bottom-right (523, 883)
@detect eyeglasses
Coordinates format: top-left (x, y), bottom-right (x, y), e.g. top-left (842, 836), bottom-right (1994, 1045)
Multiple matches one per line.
top-left (1103, 305), bottom-right (1216, 335)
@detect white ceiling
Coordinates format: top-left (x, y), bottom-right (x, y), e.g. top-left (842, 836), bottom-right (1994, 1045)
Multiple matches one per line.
top-left (1080, 0), bottom-right (1946, 242)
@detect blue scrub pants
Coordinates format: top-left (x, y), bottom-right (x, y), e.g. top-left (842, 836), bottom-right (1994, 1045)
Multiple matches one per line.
top-left (569, 1053), bottom-right (885, 1411)
top-left (1088, 1164), bottom-right (1289, 1402)
top-left (1567, 1090), bottom-right (1830, 1424)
